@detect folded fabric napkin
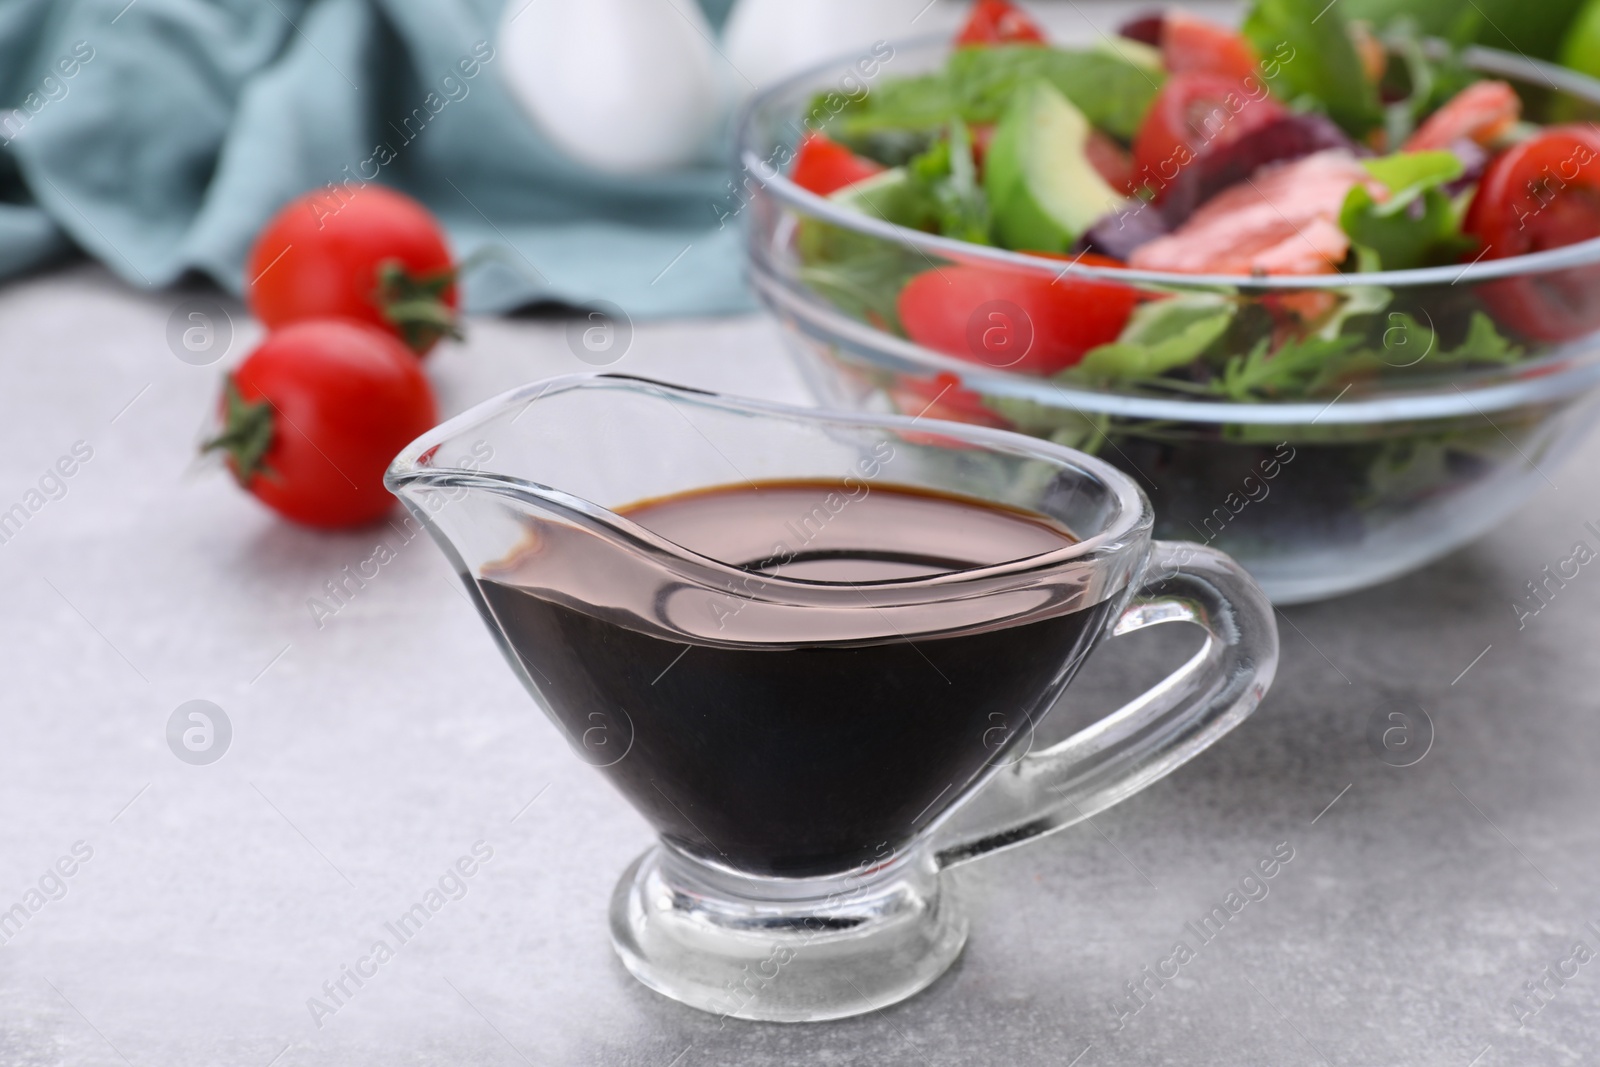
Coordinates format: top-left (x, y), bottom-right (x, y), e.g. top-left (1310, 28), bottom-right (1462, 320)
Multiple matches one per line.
top-left (0, 0), bottom-right (751, 318)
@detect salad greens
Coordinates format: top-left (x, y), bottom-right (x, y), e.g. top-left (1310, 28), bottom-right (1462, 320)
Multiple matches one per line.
top-left (1242, 0), bottom-right (1384, 135)
top-left (1339, 151), bottom-right (1476, 270)
top-left (1074, 293), bottom-right (1237, 381)
top-left (823, 44), bottom-right (1163, 149)
top-left (786, 0), bottom-right (1585, 407)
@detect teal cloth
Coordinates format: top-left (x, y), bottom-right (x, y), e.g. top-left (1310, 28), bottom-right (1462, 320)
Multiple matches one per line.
top-left (0, 0), bottom-right (751, 318)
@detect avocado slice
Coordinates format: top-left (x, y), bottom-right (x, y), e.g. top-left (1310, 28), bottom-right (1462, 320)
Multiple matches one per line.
top-left (984, 80), bottom-right (1127, 253)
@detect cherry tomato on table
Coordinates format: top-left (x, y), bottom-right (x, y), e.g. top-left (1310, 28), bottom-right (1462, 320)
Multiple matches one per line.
top-left (955, 0), bottom-right (1047, 47)
top-left (247, 185), bottom-right (459, 357)
top-left (203, 320), bottom-right (438, 529)
top-left (790, 132), bottom-right (885, 196)
top-left (897, 253), bottom-right (1140, 376)
top-left (1133, 71), bottom-right (1287, 198)
top-left (1464, 125), bottom-right (1600, 342)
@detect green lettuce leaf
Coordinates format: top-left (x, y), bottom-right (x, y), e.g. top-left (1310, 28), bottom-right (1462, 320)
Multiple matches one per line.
top-left (1243, 0), bottom-right (1384, 135)
top-left (944, 45), bottom-right (1164, 141)
top-left (1071, 293), bottom-right (1237, 381)
top-left (828, 45), bottom-right (1163, 146)
top-left (1341, 151), bottom-right (1473, 270)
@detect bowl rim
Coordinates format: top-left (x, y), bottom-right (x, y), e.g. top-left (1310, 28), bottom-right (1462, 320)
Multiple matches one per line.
top-left (736, 33), bottom-right (1600, 291)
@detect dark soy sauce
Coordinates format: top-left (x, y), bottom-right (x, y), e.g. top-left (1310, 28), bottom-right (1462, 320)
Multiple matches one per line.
top-left (479, 481), bottom-right (1115, 878)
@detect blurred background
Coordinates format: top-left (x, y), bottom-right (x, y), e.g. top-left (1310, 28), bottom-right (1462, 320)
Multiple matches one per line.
top-left (3, 0), bottom-right (1594, 321)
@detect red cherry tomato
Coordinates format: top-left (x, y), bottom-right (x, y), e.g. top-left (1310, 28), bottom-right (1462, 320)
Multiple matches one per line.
top-left (1464, 126), bottom-right (1600, 342)
top-left (1161, 10), bottom-right (1260, 83)
top-left (247, 186), bottom-right (459, 357)
top-left (1133, 71), bottom-right (1287, 199)
top-left (888, 372), bottom-right (1012, 429)
top-left (790, 132), bottom-right (885, 196)
top-left (955, 0), bottom-right (1046, 46)
top-left (203, 320), bottom-right (438, 529)
top-left (897, 254), bottom-right (1140, 376)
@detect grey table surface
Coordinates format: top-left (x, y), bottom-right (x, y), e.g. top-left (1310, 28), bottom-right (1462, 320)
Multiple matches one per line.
top-left (3, 262), bottom-right (1599, 1067)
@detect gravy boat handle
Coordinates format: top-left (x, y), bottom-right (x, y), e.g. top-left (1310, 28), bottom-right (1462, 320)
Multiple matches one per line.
top-left (934, 541), bottom-right (1279, 869)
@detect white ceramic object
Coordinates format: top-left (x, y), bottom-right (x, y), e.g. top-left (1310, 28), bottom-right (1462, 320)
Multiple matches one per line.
top-left (498, 0), bottom-right (727, 173)
top-left (722, 0), bottom-right (934, 94)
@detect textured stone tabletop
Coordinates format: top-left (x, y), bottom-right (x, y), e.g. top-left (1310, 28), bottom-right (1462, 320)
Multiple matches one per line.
top-left (2, 263), bottom-right (1600, 1067)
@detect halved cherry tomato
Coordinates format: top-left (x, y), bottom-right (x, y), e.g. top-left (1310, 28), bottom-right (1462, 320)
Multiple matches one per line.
top-left (897, 254), bottom-right (1139, 376)
top-left (791, 132), bottom-right (885, 196)
top-left (1464, 125), bottom-right (1600, 342)
top-left (1133, 71), bottom-right (1288, 198)
top-left (247, 185), bottom-right (459, 357)
top-left (1161, 11), bottom-right (1259, 83)
top-left (955, 0), bottom-right (1046, 47)
top-left (1405, 81), bottom-right (1522, 153)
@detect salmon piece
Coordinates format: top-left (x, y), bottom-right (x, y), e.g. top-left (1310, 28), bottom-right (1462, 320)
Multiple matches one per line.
top-left (1130, 150), bottom-right (1386, 275)
top-left (1404, 81), bottom-right (1521, 153)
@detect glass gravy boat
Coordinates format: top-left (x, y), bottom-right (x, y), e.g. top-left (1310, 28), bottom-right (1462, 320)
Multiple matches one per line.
top-left (386, 374), bottom-right (1278, 1023)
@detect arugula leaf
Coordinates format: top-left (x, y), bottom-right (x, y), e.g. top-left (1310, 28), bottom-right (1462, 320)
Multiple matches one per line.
top-left (1211, 308), bottom-right (1522, 402)
top-left (1340, 151), bottom-right (1473, 270)
top-left (1389, 310), bottom-right (1524, 365)
top-left (1216, 333), bottom-right (1366, 400)
top-left (1071, 293), bottom-right (1237, 382)
top-left (1243, 0), bottom-right (1383, 136)
top-left (906, 121), bottom-right (992, 245)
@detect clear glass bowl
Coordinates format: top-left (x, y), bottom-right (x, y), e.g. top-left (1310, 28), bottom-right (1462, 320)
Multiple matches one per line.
top-left (738, 36), bottom-right (1600, 604)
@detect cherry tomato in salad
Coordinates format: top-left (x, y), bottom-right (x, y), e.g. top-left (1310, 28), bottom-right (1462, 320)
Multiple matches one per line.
top-left (897, 254), bottom-right (1139, 376)
top-left (1160, 11), bottom-right (1260, 83)
top-left (1404, 81), bottom-right (1521, 153)
top-left (1086, 128), bottom-right (1139, 194)
top-left (1133, 71), bottom-right (1287, 198)
top-left (1464, 125), bottom-right (1600, 342)
top-left (791, 132), bottom-right (886, 196)
top-left (247, 185), bottom-right (459, 357)
top-left (203, 320), bottom-right (438, 529)
top-left (954, 0), bottom-right (1046, 47)
top-left (888, 372), bottom-right (1012, 429)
